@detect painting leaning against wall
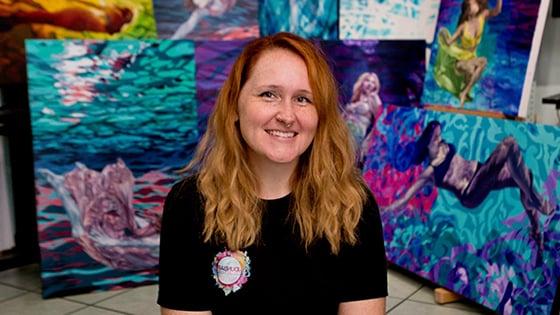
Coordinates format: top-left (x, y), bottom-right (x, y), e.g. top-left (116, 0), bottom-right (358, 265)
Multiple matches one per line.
top-left (258, 0), bottom-right (338, 39)
top-left (362, 105), bottom-right (560, 314)
top-left (153, 0), bottom-right (259, 40)
top-left (26, 39), bottom-right (198, 298)
top-left (339, 0), bottom-right (441, 41)
top-left (0, 0), bottom-right (157, 85)
top-left (421, 0), bottom-right (550, 117)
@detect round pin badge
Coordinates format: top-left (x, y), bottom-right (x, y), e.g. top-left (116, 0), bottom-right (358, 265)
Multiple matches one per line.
top-left (212, 250), bottom-right (251, 295)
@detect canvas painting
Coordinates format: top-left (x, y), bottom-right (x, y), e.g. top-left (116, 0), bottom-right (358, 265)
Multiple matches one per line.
top-left (0, 0), bottom-right (156, 85)
top-left (195, 40), bottom-right (247, 135)
top-left (321, 40), bottom-right (425, 164)
top-left (26, 39), bottom-right (198, 297)
top-left (421, 0), bottom-right (550, 117)
top-left (259, 0), bottom-right (338, 39)
top-left (339, 0), bottom-right (441, 41)
top-left (153, 0), bottom-right (258, 40)
top-left (363, 105), bottom-right (560, 314)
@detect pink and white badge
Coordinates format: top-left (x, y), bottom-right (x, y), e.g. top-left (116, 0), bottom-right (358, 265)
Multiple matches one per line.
top-left (212, 250), bottom-right (251, 295)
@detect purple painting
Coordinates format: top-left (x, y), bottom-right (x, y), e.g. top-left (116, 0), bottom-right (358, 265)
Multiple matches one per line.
top-left (363, 105), bottom-right (560, 314)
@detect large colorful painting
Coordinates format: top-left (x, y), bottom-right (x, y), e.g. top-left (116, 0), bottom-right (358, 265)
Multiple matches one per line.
top-left (153, 0), bottom-right (258, 40)
top-left (26, 39), bottom-right (198, 297)
top-left (258, 0), bottom-right (338, 39)
top-left (322, 40), bottom-right (425, 164)
top-left (363, 105), bottom-right (560, 314)
top-left (0, 0), bottom-right (156, 85)
top-left (339, 0), bottom-right (441, 41)
top-left (421, 0), bottom-right (550, 117)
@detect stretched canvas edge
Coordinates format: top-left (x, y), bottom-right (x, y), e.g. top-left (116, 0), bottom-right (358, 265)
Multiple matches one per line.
top-left (519, 0), bottom-right (551, 117)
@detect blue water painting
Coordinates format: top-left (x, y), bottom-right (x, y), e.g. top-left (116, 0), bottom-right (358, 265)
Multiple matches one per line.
top-left (339, 0), bottom-right (441, 41)
top-left (363, 105), bottom-right (560, 314)
top-left (26, 39), bottom-right (197, 297)
top-left (259, 0), bottom-right (338, 39)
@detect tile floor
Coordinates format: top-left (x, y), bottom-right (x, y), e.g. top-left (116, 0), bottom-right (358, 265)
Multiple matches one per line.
top-left (0, 264), bottom-right (494, 314)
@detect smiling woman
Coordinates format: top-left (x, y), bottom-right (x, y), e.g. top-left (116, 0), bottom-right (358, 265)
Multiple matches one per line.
top-left (158, 32), bottom-right (387, 315)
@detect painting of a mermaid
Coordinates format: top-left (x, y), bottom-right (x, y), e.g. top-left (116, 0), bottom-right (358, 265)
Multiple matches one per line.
top-left (434, 0), bottom-right (502, 107)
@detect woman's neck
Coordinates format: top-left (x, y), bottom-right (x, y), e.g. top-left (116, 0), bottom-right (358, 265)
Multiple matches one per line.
top-left (250, 159), bottom-right (295, 200)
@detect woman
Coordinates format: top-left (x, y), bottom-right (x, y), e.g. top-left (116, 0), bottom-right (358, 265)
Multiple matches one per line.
top-left (384, 121), bottom-right (555, 253)
top-left (171, 0), bottom-right (237, 39)
top-left (434, 0), bottom-right (502, 107)
top-left (158, 32), bottom-right (387, 314)
top-left (342, 72), bottom-right (382, 165)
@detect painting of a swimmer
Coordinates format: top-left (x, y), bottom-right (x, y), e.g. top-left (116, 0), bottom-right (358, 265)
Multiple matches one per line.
top-left (362, 105), bottom-right (560, 313)
top-left (153, 0), bottom-right (258, 40)
top-left (26, 39), bottom-right (198, 297)
top-left (435, 0), bottom-right (502, 107)
top-left (422, 0), bottom-right (548, 116)
top-left (383, 120), bottom-right (555, 257)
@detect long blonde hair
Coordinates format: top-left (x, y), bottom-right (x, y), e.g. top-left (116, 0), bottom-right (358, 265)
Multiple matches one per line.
top-left (186, 32), bottom-right (367, 254)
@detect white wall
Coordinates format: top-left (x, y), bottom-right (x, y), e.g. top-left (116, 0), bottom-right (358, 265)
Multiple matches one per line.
top-left (0, 88), bottom-right (16, 252)
top-left (533, 5), bottom-right (560, 125)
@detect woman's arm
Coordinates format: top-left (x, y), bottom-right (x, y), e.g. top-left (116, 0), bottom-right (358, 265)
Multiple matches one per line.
top-left (339, 297), bottom-right (386, 315)
top-left (488, 0), bottom-right (503, 18)
top-left (161, 307), bottom-right (211, 315)
top-left (444, 23), bottom-right (465, 46)
top-left (383, 167), bottom-right (434, 211)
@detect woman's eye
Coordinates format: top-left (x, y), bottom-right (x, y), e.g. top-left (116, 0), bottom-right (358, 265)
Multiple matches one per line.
top-left (259, 91), bottom-right (275, 99)
top-left (296, 96), bottom-right (312, 105)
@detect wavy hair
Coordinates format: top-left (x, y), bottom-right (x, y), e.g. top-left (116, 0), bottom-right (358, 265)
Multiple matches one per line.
top-left (458, 0), bottom-right (488, 27)
top-left (185, 32), bottom-right (367, 254)
top-left (350, 72), bottom-right (380, 103)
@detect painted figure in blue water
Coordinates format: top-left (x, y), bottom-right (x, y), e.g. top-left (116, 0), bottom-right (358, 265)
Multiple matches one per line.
top-left (435, 0), bottom-right (502, 107)
top-left (171, 0), bottom-right (237, 39)
top-left (384, 121), bottom-right (555, 255)
top-left (342, 72), bottom-right (382, 164)
top-left (39, 159), bottom-right (161, 270)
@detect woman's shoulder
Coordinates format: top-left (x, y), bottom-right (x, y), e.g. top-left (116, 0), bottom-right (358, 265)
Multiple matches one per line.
top-left (164, 173), bottom-right (202, 211)
top-left (163, 173), bottom-right (205, 225)
top-left (168, 173), bottom-right (199, 197)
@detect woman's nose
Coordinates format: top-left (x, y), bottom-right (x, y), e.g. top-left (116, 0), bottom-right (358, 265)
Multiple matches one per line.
top-left (275, 99), bottom-right (296, 127)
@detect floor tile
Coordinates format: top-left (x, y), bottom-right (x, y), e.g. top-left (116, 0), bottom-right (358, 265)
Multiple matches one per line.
top-left (389, 300), bottom-right (485, 315)
top-left (64, 289), bottom-right (128, 305)
top-left (386, 296), bottom-right (403, 312)
top-left (68, 306), bottom-right (126, 315)
top-left (0, 263), bottom-right (42, 292)
top-left (388, 269), bottom-right (423, 299)
top-left (0, 283), bottom-right (26, 303)
top-left (0, 292), bottom-right (84, 315)
top-left (408, 286), bottom-right (436, 304)
top-left (95, 285), bottom-right (159, 315)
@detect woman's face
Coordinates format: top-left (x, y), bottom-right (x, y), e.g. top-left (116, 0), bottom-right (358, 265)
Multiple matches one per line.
top-left (467, 0), bottom-right (480, 15)
top-left (361, 74), bottom-right (379, 94)
top-left (237, 48), bottom-right (318, 171)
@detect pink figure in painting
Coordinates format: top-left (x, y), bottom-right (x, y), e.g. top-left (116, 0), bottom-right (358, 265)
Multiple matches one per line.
top-left (171, 0), bottom-right (236, 39)
top-left (342, 72), bottom-right (382, 164)
top-left (39, 159), bottom-right (161, 270)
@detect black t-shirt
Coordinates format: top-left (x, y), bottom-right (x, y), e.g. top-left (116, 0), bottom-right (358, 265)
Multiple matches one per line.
top-left (157, 176), bottom-right (387, 315)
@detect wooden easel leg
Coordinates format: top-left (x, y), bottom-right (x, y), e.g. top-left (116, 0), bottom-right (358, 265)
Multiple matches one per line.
top-left (434, 287), bottom-right (462, 304)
